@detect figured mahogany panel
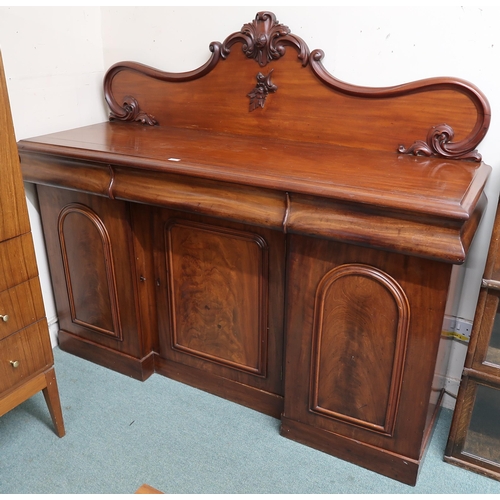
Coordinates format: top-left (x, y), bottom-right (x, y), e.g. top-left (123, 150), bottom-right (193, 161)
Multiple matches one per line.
top-left (155, 208), bottom-right (285, 402)
top-left (165, 219), bottom-right (269, 375)
top-left (36, 186), bottom-right (143, 358)
top-left (310, 264), bottom-right (409, 435)
top-left (283, 233), bottom-right (452, 460)
top-left (59, 203), bottom-right (122, 340)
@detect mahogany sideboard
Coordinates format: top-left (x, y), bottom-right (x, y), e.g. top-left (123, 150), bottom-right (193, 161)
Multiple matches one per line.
top-left (17, 12), bottom-right (491, 485)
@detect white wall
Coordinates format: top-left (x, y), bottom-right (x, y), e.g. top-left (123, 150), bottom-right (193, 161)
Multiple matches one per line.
top-left (100, 5), bottom-right (500, 325)
top-left (0, 6), bottom-right (107, 344)
top-left (1, 5), bottom-right (499, 399)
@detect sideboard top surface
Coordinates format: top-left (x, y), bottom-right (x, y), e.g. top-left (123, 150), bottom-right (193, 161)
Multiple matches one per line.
top-left (17, 11), bottom-right (493, 263)
top-left (18, 121), bottom-right (490, 222)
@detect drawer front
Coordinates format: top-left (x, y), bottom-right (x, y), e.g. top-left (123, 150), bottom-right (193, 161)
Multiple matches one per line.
top-left (0, 320), bottom-right (53, 394)
top-left (0, 278), bottom-right (46, 341)
top-left (0, 234), bottom-right (39, 292)
top-left (0, 136), bottom-right (30, 244)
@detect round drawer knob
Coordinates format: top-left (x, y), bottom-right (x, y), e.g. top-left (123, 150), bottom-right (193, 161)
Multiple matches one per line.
top-left (0, 314), bottom-right (8, 322)
top-left (10, 360), bottom-right (19, 368)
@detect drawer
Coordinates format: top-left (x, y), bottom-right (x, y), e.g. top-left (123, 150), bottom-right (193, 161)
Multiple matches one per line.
top-left (0, 234), bottom-right (39, 292)
top-left (0, 320), bottom-right (53, 394)
top-left (0, 278), bottom-right (46, 341)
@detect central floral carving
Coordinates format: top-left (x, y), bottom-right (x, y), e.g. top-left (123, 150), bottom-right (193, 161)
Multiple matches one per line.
top-left (247, 70), bottom-right (277, 111)
top-left (240, 12), bottom-right (291, 67)
top-left (221, 11), bottom-right (309, 67)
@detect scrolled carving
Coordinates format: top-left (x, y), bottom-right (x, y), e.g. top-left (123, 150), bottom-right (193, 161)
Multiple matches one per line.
top-left (247, 70), bottom-right (277, 111)
top-left (398, 123), bottom-right (482, 162)
top-left (109, 95), bottom-right (157, 126)
top-left (308, 51), bottom-right (490, 161)
top-left (221, 11), bottom-right (310, 67)
top-left (103, 46), bottom-right (223, 126)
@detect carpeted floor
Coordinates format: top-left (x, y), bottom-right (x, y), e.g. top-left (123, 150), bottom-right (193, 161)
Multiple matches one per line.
top-left (1, 347), bottom-right (500, 495)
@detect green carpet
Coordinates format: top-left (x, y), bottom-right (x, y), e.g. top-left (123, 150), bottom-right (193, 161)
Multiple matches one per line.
top-left (1, 347), bottom-right (500, 494)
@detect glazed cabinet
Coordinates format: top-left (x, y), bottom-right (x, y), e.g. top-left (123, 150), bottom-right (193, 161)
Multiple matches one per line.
top-left (445, 199), bottom-right (500, 480)
top-left (0, 52), bottom-right (65, 436)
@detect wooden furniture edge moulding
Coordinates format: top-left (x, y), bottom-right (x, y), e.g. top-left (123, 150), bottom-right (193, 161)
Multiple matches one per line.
top-left (104, 11), bottom-right (490, 161)
top-left (16, 11), bottom-right (493, 487)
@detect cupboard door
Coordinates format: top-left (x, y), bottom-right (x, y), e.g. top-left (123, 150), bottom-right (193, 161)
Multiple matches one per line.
top-left (282, 234), bottom-right (452, 461)
top-left (36, 186), bottom-right (143, 359)
top-left (154, 208), bottom-right (285, 417)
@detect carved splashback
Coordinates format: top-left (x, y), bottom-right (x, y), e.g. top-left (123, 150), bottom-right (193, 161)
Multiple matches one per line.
top-left (104, 11), bottom-right (490, 160)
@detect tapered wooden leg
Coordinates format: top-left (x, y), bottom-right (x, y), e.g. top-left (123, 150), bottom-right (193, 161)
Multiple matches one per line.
top-left (0, 372), bottom-right (46, 418)
top-left (42, 367), bottom-right (65, 437)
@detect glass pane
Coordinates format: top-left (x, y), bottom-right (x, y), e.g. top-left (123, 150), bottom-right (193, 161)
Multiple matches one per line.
top-left (463, 384), bottom-right (500, 466)
top-left (486, 308), bottom-right (500, 366)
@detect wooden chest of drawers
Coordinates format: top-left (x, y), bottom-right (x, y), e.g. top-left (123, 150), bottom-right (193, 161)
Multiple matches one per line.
top-left (0, 51), bottom-right (65, 437)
